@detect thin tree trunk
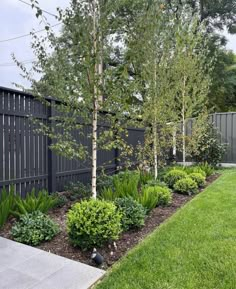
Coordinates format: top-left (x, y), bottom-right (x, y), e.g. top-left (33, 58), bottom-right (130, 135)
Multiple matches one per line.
top-left (173, 125), bottom-right (176, 160)
top-left (91, 0), bottom-right (100, 199)
top-left (182, 76), bottom-right (186, 166)
top-left (182, 116), bottom-right (186, 166)
top-left (153, 61), bottom-right (158, 179)
top-left (153, 121), bottom-right (158, 180)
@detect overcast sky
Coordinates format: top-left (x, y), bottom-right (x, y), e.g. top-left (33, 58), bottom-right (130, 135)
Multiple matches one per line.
top-left (1, 0), bottom-right (236, 89)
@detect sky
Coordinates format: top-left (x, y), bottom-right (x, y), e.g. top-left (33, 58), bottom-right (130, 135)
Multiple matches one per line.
top-left (0, 0), bottom-right (236, 89)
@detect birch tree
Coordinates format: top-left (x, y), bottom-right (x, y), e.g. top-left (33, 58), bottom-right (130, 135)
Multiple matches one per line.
top-left (16, 0), bottom-right (135, 198)
top-left (171, 14), bottom-right (213, 165)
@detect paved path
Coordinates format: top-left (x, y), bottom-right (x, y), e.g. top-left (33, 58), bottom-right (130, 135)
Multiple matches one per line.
top-left (0, 237), bottom-right (105, 289)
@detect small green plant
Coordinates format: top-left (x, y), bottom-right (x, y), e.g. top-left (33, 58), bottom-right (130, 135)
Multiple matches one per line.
top-left (189, 173), bottom-right (206, 187)
top-left (0, 186), bottom-right (15, 228)
top-left (182, 166), bottom-right (206, 178)
top-left (115, 197), bottom-right (146, 231)
top-left (12, 189), bottom-right (57, 218)
top-left (139, 170), bottom-right (154, 185)
top-left (97, 171), bottom-right (114, 193)
top-left (174, 178), bottom-right (198, 195)
top-left (197, 163), bottom-right (214, 177)
top-left (67, 199), bottom-right (122, 249)
top-left (100, 187), bottom-right (118, 201)
top-left (51, 192), bottom-right (68, 208)
top-left (138, 187), bottom-right (159, 212)
top-left (11, 211), bottom-right (60, 246)
top-left (65, 181), bottom-right (91, 201)
top-left (145, 179), bottom-right (167, 188)
top-left (155, 186), bottom-right (172, 206)
top-left (164, 170), bottom-right (188, 188)
top-left (113, 171), bottom-right (140, 199)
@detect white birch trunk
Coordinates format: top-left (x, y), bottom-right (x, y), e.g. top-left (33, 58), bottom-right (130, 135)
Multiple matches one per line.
top-left (153, 121), bottom-right (158, 180)
top-left (182, 76), bottom-right (186, 166)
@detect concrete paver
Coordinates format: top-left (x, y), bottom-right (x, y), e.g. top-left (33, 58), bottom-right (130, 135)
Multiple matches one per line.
top-left (0, 237), bottom-right (105, 289)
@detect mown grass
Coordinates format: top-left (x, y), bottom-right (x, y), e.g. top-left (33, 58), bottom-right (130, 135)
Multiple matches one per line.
top-left (95, 171), bottom-right (236, 289)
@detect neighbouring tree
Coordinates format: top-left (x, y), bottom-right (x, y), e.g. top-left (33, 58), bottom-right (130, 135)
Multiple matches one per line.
top-left (165, 0), bottom-right (236, 33)
top-left (189, 112), bottom-right (227, 166)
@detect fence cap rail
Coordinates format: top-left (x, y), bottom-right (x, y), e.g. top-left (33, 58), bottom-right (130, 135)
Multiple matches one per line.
top-left (0, 85), bottom-right (55, 102)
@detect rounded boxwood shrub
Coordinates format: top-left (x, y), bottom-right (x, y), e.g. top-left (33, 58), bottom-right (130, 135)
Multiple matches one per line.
top-left (11, 211), bottom-right (60, 246)
top-left (174, 177), bottom-right (198, 195)
top-left (189, 173), bottom-right (206, 187)
top-left (155, 186), bottom-right (172, 206)
top-left (191, 168), bottom-right (206, 178)
top-left (115, 197), bottom-right (146, 231)
top-left (67, 199), bottom-right (122, 249)
top-left (164, 170), bottom-right (188, 188)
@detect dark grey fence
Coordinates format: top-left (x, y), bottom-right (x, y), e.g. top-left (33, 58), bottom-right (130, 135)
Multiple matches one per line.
top-left (177, 113), bottom-right (236, 164)
top-left (0, 86), bottom-right (145, 196)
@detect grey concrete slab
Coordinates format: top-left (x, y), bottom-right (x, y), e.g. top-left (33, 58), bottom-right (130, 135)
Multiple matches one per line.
top-left (0, 237), bottom-right (105, 289)
top-left (0, 268), bottom-right (38, 289)
top-left (0, 238), bottom-right (41, 272)
top-left (13, 251), bottom-right (70, 281)
top-left (31, 261), bottom-right (104, 289)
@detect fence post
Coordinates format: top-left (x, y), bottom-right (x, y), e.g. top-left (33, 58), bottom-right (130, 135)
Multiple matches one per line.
top-left (114, 147), bottom-right (120, 172)
top-left (48, 100), bottom-right (56, 193)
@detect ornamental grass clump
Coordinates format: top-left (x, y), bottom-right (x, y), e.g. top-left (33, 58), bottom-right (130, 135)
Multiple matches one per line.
top-left (67, 199), bottom-right (122, 249)
top-left (174, 177), bottom-right (198, 195)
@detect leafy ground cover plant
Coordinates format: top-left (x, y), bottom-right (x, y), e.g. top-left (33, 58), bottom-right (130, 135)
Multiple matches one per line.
top-left (164, 170), bottom-right (188, 188)
top-left (115, 197), bottom-right (146, 231)
top-left (11, 211), bottom-right (60, 246)
top-left (0, 186), bottom-right (15, 228)
top-left (174, 177), bottom-right (198, 195)
top-left (67, 199), bottom-right (122, 249)
top-left (12, 189), bottom-right (57, 218)
top-left (189, 173), bottom-right (206, 187)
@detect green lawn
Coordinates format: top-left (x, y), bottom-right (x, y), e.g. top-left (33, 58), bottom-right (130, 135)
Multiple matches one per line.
top-left (95, 171), bottom-right (236, 289)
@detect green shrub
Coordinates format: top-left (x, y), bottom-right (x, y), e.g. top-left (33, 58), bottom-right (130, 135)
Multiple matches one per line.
top-left (51, 192), bottom-right (68, 208)
top-left (138, 187), bottom-right (159, 212)
top-left (190, 120), bottom-right (226, 166)
top-left (65, 181), bottom-right (91, 201)
top-left (155, 186), bottom-right (172, 206)
top-left (67, 199), bottom-right (122, 249)
top-left (0, 186), bottom-right (15, 228)
top-left (164, 170), bottom-right (188, 188)
top-left (12, 189), bottom-right (57, 218)
top-left (115, 197), bottom-right (146, 231)
top-left (174, 178), bottom-right (198, 195)
top-left (11, 211), bottom-right (60, 246)
top-left (189, 173), bottom-right (206, 187)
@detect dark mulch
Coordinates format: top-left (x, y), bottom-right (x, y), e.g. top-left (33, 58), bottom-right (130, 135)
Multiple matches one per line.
top-left (0, 174), bottom-right (220, 270)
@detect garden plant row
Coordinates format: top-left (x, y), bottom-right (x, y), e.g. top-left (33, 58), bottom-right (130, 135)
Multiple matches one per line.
top-left (0, 163), bottom-right (215, 267)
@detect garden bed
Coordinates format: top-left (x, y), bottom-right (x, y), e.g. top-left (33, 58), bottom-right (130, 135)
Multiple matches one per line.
top-left (0, 174), bottom-right (219, 270)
